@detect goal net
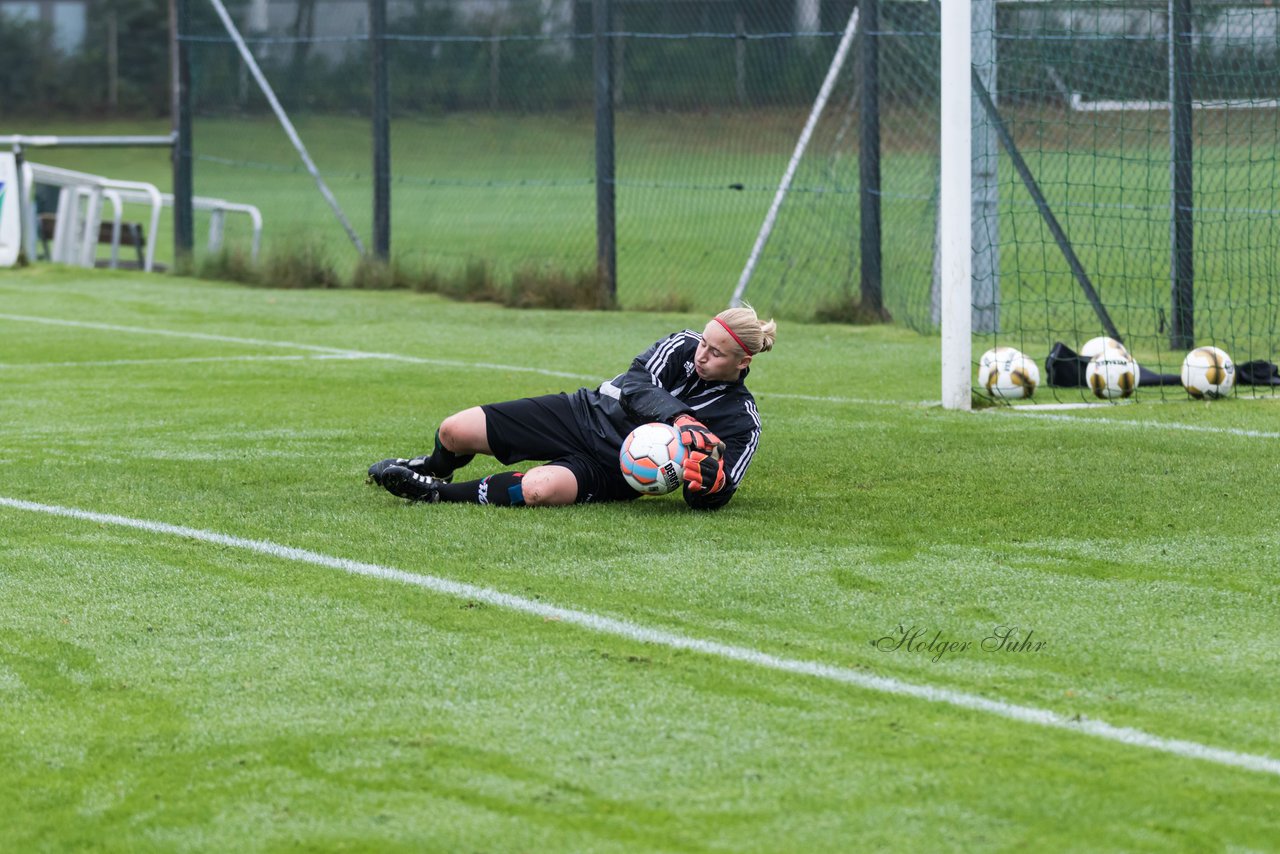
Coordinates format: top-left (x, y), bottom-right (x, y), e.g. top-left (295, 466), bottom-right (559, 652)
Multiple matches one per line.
top-left (944, 0), bottom-right (1280, 404)
top-left (729, 0), bottom-right (941, 326)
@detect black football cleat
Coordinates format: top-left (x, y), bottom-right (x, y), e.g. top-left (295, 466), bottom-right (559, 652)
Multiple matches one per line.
top-left (380, 465), bottom-right (445, 503)
top-left (367, 458), bottom-right (410, 486)
top-left (367, 456), bottom-right (448, 486)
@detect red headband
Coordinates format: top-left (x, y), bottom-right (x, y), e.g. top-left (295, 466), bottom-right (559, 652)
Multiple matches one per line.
top-left (714, 316), bottom-right (755, 356)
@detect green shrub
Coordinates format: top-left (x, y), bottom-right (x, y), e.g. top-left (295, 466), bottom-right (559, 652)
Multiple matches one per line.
top-left (261, 242), bottom-right (341, 289)
top-left (197, 248), bottom-right (259, 285)
top-left (508, 265), bottom-right (613, 311)
top-left (350, 255), bottom-right (415, 290)
top-left (813, 293), bottom-right (892, 325)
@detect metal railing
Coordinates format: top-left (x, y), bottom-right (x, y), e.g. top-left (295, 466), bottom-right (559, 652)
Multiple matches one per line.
top-left (24, 162), bottom-right (262, 271)
top-left (29, 163), bottom-right (164, 271)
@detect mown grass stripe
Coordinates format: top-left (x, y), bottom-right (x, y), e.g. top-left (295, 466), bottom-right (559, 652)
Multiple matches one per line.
top-left (0, 312), bottom-right (941, 403)
top-left (6, 313), bottom-right (1275, 422)
top-left (2, 494), bottom-right (1277, 779)
top-left (0, 313), bottom-right (598, 381)
top-left (0, 354), bottom-right (364, 370)
top-left (1001, 409), bottom-right (1280, 439)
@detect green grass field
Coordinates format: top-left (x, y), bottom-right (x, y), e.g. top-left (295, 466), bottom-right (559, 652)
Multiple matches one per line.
top-left (2, 267), bottom-right (1278, 850)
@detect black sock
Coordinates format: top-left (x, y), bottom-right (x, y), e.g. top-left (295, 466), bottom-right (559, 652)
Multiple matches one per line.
top-left (436, 471), bottom-right (525, 506)
top-left (423, 429), bottom-right (475, 477)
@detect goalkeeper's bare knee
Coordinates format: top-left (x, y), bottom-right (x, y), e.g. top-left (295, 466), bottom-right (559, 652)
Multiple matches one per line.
top-left (438, 407), bottom-right (491, 455)
top-left (520, 466), bottom-right (579, 506)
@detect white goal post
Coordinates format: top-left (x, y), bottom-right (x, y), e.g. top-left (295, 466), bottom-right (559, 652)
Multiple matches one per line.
top-left (939, 0), bottom-right (973, 410)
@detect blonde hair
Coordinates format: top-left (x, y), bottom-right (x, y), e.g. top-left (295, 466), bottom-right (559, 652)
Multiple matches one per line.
top-left (715, 304), bottom-right (777, 357)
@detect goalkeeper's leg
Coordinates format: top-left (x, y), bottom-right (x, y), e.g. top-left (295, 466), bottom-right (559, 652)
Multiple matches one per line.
top-left (433, 471), bottom-right (527, 506)
top-left (368, 407), bottom-right (488, 485)
top-left (382, 465), bottom-right (576, 507)
top-left (512, 464), bottom-right (578, 506)
top-left (434, 465), bottom-right (576, 507)
top-left (429, 407), bottom-right (489, 475)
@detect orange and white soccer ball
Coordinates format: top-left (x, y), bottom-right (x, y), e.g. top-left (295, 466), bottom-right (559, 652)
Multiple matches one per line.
top-left (1086, 352), bottom-right (1139, 399)
top-left (1181, 346), bottom-right (1235, 399)
top-left (619, 422), bottom-right (687, 495)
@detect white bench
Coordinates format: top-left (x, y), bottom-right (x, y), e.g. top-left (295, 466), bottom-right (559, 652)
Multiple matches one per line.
top-left (28, 162), bottom-right (262, 271)
top-left (30, 163), bottom-right (163, 271)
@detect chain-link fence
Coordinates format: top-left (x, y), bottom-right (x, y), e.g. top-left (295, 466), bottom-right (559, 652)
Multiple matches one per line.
top-left (9, 0), bottom-right (1280, 356)
top-left (177, 0), bottom-right (904, 318)
top-left (971, 0), bottom-right (1280, 392)
top-left (2, 0), bottom-right (945, 321)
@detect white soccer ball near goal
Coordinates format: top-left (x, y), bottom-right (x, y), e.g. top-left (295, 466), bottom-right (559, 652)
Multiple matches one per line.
top-left (1181, 346), bottom-right (1235, 399)
top-left (977, 346), bottom-right (1022, 392)
top-left (1086, 352), bottom-right (1139, 399)
top-left (981, 349), bottom-right (1040, 400)
top-left (1080, 336), bottom-right (1130, 361)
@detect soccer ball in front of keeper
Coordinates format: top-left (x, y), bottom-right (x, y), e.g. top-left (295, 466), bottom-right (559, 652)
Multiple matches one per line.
top-left (980, 348), bottom-right (1040, 400)
top-left (1181, 346), bottom-right (1235, 399)
top-left (1080, 336), bottom-right (1130, 361)
top-left (619, 422), bottom-right (688, 495)
top-left (1086, 352), bottom-right (1139, 399)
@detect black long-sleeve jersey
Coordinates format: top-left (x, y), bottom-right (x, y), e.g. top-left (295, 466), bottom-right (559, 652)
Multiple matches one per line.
top-left (567, 329), bottom-right (762, 510)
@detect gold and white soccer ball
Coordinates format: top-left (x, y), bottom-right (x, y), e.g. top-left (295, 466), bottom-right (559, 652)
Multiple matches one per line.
top-left (977, 346), bottom-right (1021, 391)
top-left (1086, 352), bottom-right (1139, 399)
top-left (1080, 336), bottom-right (1130, 361)
top-left (980, 348), bottom-right (1040, 400)
top-left (1181, 346), bottom-right (1235, 399)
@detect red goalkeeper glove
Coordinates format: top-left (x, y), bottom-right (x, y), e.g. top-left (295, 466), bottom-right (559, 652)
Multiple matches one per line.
top-left (674, 414), bottom-right (725, 457)
top-left (683, 449), bottom-right (727, 494)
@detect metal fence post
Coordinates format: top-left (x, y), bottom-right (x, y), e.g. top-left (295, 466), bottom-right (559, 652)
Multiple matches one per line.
top-left (593, 0), bottom-right (617, 307)
top-left (371, 0), bottom-right (390, 260)
top-left (1169, 0), bottom-right (1194, 349)
top-left (172, 0), bottom-right (194, 268)
top-left (859, 0), bottom-right (884, 316)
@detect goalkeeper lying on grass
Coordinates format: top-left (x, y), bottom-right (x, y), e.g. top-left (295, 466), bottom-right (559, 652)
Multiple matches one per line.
top-left (367, 305), bottom-right (776, 510)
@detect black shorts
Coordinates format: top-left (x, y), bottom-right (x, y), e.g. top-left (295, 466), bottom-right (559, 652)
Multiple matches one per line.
top-left (481, 394), bottom-right (640, 504)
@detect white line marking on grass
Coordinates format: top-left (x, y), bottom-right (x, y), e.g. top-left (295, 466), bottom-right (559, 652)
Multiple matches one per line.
top-left (0, 313), bottom-right (938, 401)
top-left (3, 313), bottom-right (1270, 421)
top-left (0, 313), bottom-right (952, 404)
top-left (0, 354), bottom-right (367, 370)
top-left (0, 313), bottom-right (362, 355)
top-left (2, 494), bottom-right (1278, 779)
top-left (0, 314), bottom-right (598, 382)
top-left (763, 393), bottom-right (941, 407)
top-left (999, 410), bottom-right (1280, 439)
top-left (1007, 402), bottom-right (1125, 411)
